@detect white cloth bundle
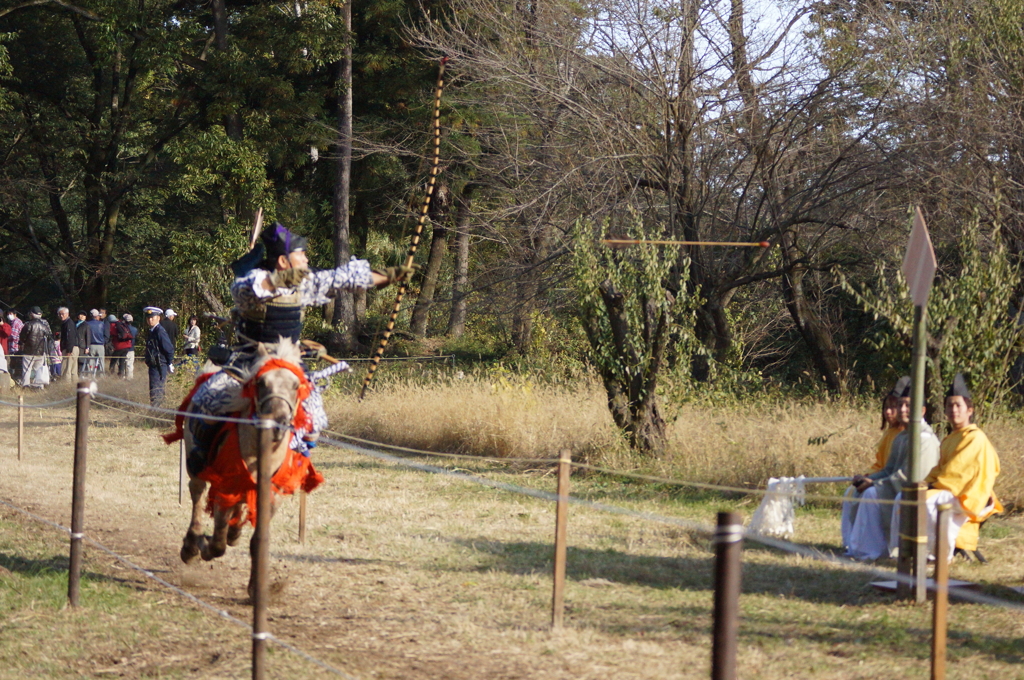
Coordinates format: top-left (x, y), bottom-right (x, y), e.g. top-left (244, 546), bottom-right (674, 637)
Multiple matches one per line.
top-left (748, 476), bottom-right (848, 540)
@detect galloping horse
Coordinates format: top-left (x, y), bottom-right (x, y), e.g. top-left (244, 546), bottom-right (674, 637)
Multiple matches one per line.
top-left (172, 338), bottom-right (322, 600)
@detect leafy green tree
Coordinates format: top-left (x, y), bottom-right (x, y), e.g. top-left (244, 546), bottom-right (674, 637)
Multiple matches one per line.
top-left (839, 213), bottom-right (1024, 414)
top-left (573, 216), bottom-right (696, 453)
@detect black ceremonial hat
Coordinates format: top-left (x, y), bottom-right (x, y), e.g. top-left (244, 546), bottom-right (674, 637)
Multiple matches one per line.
top-left (946, 373), bottom-right (972, 400)
top-left (890, 376), bottom-right (912, 398)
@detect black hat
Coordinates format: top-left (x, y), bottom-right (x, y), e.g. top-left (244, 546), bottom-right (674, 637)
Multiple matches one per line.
top-left (28, 306), bottom-right (41, 315)
top-left (890, 376), bottom-right (912, 398)
top-left (77, 310), bottom-right (88, 318)
top-left (260, 222), bottom-right (308, 261)
top-left (946, 373), bottom-right (972, 400)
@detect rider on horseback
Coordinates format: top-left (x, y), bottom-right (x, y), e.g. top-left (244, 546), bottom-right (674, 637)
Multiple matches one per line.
top-left (184, 222), bottom-right (413, 475)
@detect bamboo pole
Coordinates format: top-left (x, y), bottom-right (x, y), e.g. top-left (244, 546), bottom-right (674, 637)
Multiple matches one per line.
top-left (931, 502), bottom-right (952, 680)
top-left (68, 381), bottom-right (92, 607)
top-left (712, 512), bottom-right (743, 680)
top-left (551, 450), bottom-right (571, 630)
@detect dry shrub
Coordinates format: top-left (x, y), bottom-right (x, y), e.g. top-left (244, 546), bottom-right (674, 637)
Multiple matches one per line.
top-left (325, 374), bottom-right (622, 462)
top-left (324, 375), bottom-right (1023, 508)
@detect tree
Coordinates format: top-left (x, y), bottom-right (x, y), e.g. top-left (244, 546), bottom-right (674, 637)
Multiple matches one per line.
top-left (573, 216), bottom-right (694, 452)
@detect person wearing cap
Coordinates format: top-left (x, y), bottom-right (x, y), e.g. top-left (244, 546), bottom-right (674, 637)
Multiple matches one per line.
top-left (844, 378), bottom-right (940, 561)
top-left (182, 222), bottom-right (413, 475)
top-left (84, 309), bottom-right (109, 376)
top-left (917, 374), bottom-right (1002, 563)
top-left (840, 379), bottom-right (907, 550)
top-left (110, 314), bottom-right (136, 378)
top-left (161, 309), bottom-right (180, 356)
top-left (144, 307), bottom-right (175, 406)
top-left (19, 307), bottom-right (53, 388)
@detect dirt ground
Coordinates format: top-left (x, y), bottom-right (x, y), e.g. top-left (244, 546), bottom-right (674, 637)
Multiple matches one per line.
top-left (1, 383), bottom-right (1023, 680)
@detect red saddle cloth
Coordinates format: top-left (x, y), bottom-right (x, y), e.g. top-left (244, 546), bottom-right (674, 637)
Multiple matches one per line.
top-left (163, 359), bottom-right (324, 526)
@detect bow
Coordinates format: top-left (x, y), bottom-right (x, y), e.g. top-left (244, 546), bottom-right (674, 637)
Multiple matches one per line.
top-left (359, 56), bottom-right (448, 400)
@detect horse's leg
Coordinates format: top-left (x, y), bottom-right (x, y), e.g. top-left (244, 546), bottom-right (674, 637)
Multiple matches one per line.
top-left (226, 505), bottom-right (245, 546)
top-left (200, 504), bottom-right (232, 561)
top-left (180, 476), bottom-right (208, 564)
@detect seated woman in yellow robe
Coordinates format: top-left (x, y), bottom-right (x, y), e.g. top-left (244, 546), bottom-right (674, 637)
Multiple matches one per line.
top-left (923, 374), bottom-right (1002, 563)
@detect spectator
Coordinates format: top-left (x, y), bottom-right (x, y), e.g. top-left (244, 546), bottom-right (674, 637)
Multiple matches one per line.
top-left (106, 314), bottom-right (120, 373)
top-left (121, 313), bottom-right (138, 380)
top-left (20, 306), bottom-right (53, 388)
top-left (110, 314), bottom-right (135, 377)
top-left (143, 307), bottom-right (175, 406)
top-left (0, 313), bottom-right (11, 355)
top-left (183, 315), bottom-right (201, 356)
top-left (161, 308), bottom-right (180, 357)
top-left (58, 307), bottom-right (78, 381)
top-left (6, 309), bottom-right (23, 382)
top-left (85, 309), bottom-right (109, 375)
top-left (75, 311), bottom-right (90, 375)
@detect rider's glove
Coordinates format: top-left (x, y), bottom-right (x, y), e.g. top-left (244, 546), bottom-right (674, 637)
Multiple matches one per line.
top-left (377, 263), bottom-right (420, 284)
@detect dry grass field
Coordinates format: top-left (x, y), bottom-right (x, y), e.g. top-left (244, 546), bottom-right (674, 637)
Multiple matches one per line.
top-left (0, 372), bottom-right (1022, 679)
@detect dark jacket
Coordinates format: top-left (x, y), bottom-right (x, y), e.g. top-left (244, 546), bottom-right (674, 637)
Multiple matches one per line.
top-left (145, 322), bottom-right (175, 368)
top-left (75, 320), bottom-right (90, 351)
top-left (60, 317), bottom-right (77, 354)
top-left (160, 317), bottom-right (179, 348)
top-left (20, 318), bottom-right (53, 357)
top-left (85, 318), bottom-right (109, 346)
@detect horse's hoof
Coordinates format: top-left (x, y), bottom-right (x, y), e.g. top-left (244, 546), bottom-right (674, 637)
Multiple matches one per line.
top-left (227, 525), bottom-right (243, 547)
top-left (180, 544), bottom-right (200, 564)
top-left (201, 542), bottom-right (226, 561)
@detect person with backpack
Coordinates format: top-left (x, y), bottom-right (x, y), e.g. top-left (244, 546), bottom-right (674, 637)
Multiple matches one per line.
top-left (111, 314), bottom-right (136, 377)
top-left (19, 307), bottom-right (52, 388)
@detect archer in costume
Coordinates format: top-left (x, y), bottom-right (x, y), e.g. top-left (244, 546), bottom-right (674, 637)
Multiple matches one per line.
top-left (183, 222), bottom-right (413, 474)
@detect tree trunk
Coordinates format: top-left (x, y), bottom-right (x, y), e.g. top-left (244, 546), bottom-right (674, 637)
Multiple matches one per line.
top-left (447, 184), bottom-right (475, 337)
top-left (780, 233), bottom-right (844, 392)
top-left (410, 182), bottom-right (452, 336)
top-left (328, 2), bottom-right (356, 355)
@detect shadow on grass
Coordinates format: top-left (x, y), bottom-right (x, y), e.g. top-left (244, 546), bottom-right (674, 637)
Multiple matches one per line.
top-left (0, 550), bottom-right (152, 589)
top-left (445, 537), bottom-right (904, 606)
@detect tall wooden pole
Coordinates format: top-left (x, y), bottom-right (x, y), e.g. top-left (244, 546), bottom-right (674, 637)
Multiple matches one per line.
top-left (931, 503), bottom-right (952, 680)
top-left (551, 451), bottom-right (571, 630)
top-left (298, 491), bottom-right (307, 544)
top-left (179, 439), bottom-right (186, 506)
top-left (712, 512), bottom-right (743, 680)
top-left (17, 393), bottom-right (24, 460)
top-left (68, 380), bottom-right (92, 607)
top-left (252, 420), bottom-right (274, 680)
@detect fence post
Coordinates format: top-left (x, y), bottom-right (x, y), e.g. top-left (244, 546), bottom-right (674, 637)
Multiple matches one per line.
top-left (712, 511), bottom-right (743, 680)
top-left (298, 491), bottom-right (307, 544)
top-left (897, 482), bottom-right (928, 603)
top-left (68, 380), bottom-right (93, 607)
top-left (178, 439), bottom-right (186, 506)
top-left (18, 393), bottom-right (24, 461)
top-left (931, 502), bottom-right (952, 680)
top-left (252, 419), bottom-right (275, 680)
top-left (551, 450), bottom-right (571, 630)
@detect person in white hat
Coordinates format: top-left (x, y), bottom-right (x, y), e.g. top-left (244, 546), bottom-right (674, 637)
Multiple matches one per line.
top-left (160, 308), bottom-right (180, 357)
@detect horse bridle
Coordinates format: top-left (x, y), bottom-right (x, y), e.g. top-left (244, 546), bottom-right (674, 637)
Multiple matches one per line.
top-left (254, 370), bottom-right (298, 434)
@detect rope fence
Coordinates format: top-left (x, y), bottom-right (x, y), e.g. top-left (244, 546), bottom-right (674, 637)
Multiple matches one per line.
top-left (1, 386), bottom-right (1022, 680)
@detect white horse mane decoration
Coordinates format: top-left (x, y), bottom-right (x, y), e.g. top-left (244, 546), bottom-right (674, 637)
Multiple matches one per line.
top-left (747, 476), bottom-right (848, 539)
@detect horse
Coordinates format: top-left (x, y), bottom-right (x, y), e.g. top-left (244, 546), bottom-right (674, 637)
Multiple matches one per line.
top-left (175, 338), bottom-right (321, 600)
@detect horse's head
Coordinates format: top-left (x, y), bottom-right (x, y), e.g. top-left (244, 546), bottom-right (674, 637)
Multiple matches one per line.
top-left (253, 340), bottom-right (303, 444)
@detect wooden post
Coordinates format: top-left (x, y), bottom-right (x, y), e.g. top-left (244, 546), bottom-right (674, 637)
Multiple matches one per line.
top-left (179, 439), bottom-right (186, 506)
top-left (67, 380), bottom-right (92, 607)
top-left (897, 482), bottom-right (929, 603)
top-left (298, 491), bottom-right (307, 544)
top-left (712, 511), bottom-right (743, 680)
top-left (252, 420), bottom-right (274, 680)
top-left (931, 502), bottom-right (952, 680)
top-left (551, 450), bottom-right (571, 630)
top-left (17, 393), bottom-right (24, 461)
